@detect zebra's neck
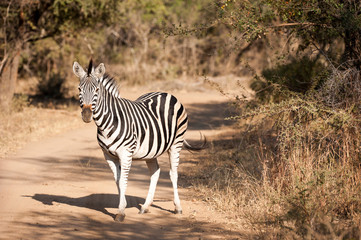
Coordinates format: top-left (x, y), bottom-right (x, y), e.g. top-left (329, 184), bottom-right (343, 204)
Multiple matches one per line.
top-left (93, 75), bottom-right (122, 129)
top-left (99, 75), bottom-right (121, 99)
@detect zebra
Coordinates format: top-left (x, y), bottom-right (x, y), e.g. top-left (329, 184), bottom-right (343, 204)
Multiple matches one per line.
top-left (72, 60), bottom-right (204, 222)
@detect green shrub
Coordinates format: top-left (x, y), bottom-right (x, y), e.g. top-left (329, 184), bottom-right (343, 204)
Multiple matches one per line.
top-left (37, 72), bottom-right (67, 99)
top-left (251, 57), bottom-right (329, 103)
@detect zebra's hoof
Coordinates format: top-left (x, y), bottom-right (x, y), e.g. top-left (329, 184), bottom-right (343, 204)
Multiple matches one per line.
top-left (175, 209), bottom-right (183, 214)
top-left (114, 213), bottom-right (125, 222)
top-left (139, 208), bottom-right (149, 214)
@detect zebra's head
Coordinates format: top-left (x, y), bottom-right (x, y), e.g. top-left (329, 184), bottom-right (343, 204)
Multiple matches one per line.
top-left (72, 59), bottom-right (105, 123)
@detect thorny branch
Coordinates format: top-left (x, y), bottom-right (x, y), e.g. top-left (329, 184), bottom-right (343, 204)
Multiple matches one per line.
top-left (0, 0), bottom-right (12, 74)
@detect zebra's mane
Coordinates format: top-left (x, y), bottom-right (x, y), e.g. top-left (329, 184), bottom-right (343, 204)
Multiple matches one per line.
top-left (99, 73), bottom-right (121, 98)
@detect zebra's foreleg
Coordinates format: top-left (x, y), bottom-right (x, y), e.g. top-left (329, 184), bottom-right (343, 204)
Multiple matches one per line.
top-left (104, 152), bottom-right (121, 194)
top-left (106, 160), bottom-right (120, 194)
top-left (114, 150), bottom-right (132, 222)
top-left (139, 158), bottom-right (160, 214)
top-left (168, 147), bottom-right (182, 214)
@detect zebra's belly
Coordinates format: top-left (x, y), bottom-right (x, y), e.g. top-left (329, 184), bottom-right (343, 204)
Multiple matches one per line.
top-left (132, 145), bottom-right (169, 160)
top-left (98, 142), bottom-right (169, 160)
top-left (97, 133), bottom-right (170, 160)
top-left (132, 138), bottom-right (170, 160)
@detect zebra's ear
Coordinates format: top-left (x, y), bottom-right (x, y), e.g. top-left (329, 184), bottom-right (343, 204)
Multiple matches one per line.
top-left (73, 62), bottom-right (86, 78)
top-left (94, 63), bottom-right (105, 79)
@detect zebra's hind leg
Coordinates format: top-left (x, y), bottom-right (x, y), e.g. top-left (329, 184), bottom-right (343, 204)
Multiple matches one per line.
top-left (168, 147), bottom-right (182, 214)
top-left (139, 158), bottom-right (160, 214)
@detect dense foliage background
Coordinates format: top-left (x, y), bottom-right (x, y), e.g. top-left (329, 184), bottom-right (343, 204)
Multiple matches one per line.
top-left (2, 0), bottom-right (360, 101)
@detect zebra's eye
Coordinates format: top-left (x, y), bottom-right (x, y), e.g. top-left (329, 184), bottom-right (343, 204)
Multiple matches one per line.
top-left (78, 86), bottom-right (81, 92)
top-left (95, 87), bottom-right (99, 92)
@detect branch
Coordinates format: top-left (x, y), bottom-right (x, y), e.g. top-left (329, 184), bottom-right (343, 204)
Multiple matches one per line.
top-left (0, 54), bottom-right (8, 76)
top-left (270, 22), bottom-right (328, 28)
top-left (3, 0), bottom-right (13, 57)
top-left (272, 22), bottom-right (315, 27)
top-left (24, 28), bottom-right (60, 43)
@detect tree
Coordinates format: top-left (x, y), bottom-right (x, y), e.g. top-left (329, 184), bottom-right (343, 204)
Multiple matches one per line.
top-left (218, 0), bottom-right (361, 69)
top-left (0, 0), bottom-right (119, 110)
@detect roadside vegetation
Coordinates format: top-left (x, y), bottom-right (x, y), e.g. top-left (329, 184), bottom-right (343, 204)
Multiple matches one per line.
top-left (181, 0), bottom-right (361, 239)
top-left (190, 71), bottom-right (361, 238)
top-left (1, 0), bottom-right (361, 238)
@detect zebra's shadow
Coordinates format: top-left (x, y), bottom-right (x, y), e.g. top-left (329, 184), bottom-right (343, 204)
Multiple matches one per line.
top-left (27, 193), bottom-right (167, 219)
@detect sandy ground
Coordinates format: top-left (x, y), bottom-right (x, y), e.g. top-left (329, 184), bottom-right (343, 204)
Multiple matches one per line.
top-left (0, 89), bottom-right (247, 239)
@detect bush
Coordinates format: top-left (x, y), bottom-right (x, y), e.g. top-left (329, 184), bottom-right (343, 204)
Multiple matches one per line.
top-left (250, 57), bottom-right (329, 103)
top-left (321, 68), bottom-right (361, 110)
top-left (189, 68), bottom-right (361, 238)
top-left (37, 72), bottom-right (67, 99)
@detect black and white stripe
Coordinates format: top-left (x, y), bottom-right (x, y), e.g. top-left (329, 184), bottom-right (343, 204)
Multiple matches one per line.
top-left (94, 89), bottom-right (188, 159)
top-left (73, 60), bottom-right (193, 221)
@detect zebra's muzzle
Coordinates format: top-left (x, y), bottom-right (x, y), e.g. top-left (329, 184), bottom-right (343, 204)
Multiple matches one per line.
top-left (81, 105), bottom-right (93, 123)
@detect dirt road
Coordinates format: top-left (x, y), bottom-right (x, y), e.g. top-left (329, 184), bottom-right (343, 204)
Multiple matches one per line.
top-left (0, 90), bottom-right (245, 239)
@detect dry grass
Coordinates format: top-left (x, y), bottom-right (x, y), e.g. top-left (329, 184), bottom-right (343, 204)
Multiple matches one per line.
top-left (183, 69), bottom-right (361, 238)
top-left (0, 98), bottom-right (83, 158)
top-left (185, 127), bottom-right (361, 239)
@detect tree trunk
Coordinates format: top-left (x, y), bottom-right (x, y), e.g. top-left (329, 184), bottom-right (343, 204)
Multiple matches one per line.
top-left (0, 43), bottom-right (21, 111)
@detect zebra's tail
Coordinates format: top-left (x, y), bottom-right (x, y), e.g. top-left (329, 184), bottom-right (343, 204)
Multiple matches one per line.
top-left (183, 133), bottom-right (207, 151)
